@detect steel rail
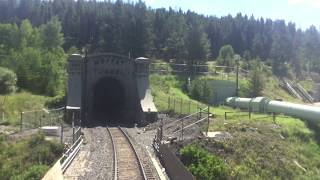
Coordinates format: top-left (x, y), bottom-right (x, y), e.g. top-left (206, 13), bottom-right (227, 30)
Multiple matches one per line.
top-left (119, 127), bottom-right (147, 180)
top-left (106, 126), bottom-right (117, 180)
top-left (107, 127), bottom-right (147, 180)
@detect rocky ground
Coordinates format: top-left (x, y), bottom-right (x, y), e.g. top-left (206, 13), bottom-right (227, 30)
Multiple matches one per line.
top-left (64, 127), bottom-right (113, 180)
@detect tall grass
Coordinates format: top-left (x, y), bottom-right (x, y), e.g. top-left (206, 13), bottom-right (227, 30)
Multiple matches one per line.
top-left (0, 92), bottom-right (48, 125)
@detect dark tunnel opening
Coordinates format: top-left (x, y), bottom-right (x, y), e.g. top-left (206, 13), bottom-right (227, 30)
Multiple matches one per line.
top-left (92, 77), bottom-right (126, 126)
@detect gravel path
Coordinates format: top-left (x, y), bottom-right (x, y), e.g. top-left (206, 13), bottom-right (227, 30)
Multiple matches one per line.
top-left (64, 127), bottom-right (113, 180)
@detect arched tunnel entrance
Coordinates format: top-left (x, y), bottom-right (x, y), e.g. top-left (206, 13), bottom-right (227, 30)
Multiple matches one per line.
top-left (92, 77), bottom-right (126, 126)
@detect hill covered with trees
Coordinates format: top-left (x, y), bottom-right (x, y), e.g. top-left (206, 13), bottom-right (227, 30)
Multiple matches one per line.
top-left (0, 0), bottom-right (319, 100)
top-left (0, 0), bottom-right (319, 77)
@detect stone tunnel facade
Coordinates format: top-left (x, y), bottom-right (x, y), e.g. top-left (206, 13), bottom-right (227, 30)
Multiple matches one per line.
top-left (67, 53), bottom-right (157, 126)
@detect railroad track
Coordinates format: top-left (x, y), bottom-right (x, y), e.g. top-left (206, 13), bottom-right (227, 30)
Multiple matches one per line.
top-left (107, 127), bottom-right (154, 180)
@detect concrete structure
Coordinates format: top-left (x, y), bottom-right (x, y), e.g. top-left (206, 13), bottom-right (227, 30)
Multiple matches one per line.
top-left (67, 53), bottom-right (157, 126)
top-left (42, 160), bottom-right (64, 180)
top-left (41, 126), bottom-right (61, 136)
top-left (208, 80), bottom-right (236, 105)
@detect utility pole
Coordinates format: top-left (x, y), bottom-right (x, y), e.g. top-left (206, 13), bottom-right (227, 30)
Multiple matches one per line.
top-left (235, 55), bottom-right (240, 97)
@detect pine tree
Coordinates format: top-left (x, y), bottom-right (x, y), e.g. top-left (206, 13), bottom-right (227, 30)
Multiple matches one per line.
top-left (248, 60), bottom-right (265, 97)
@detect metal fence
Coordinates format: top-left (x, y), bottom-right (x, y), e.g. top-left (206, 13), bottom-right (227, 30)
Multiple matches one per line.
top-left (20, 107), bottom-right (64, 131)
top-left (155, 104), bottom-right (211, 144)
top-left (153, 107), bottom-right (211, 180)
top-left (19, 107), bottom-right (81, 146)
top-left (166, 96), bottom-right (205, 115)
top-left (149, 63), bottom-right (249, 80)
top-left (223, 108), bottom-right (296, 123)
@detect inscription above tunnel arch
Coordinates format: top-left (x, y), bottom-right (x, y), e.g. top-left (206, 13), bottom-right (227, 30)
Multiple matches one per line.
top-left (89, 53), bottom-right (135, 77)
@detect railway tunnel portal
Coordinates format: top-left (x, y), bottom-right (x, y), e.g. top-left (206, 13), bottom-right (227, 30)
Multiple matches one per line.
top-left (67, 53), bottom-right (157, 126)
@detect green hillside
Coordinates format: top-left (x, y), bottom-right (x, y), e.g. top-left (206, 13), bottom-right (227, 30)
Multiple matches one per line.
top-left (0, 92), bottom-right (49, 126)
top-left (150, 72), bottom-right (320, 179)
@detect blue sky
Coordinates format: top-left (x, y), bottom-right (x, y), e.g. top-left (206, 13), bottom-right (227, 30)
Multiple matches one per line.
top-left (137, 0), bottom-right (320, 30)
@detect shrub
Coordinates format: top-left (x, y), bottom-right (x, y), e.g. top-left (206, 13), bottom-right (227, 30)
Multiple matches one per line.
top-left (248, 60), bottom-right (265, 97)
top-left (45, 93), bottom-right (66, 108)
top-left (13, 165), bottom-right (49, 180)
top-left (0, 132), bottom-right (63, 179)
top-left (190, 78), bottom-right (213, 104)
top-left (27, 133), bottom-right (63, 165)
top-left (180, 144), bottom-right (229, 180)
top-left (217, 45), bottom-right (235, 68)
top-left (0, 66), bottom-right (16, 94)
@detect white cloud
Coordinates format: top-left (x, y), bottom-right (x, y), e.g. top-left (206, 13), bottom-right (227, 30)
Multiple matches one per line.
top-left (288, 0), bottom-right (320, 7)
top-left (144, 0), bottom-right (157, 5)
top-left (311, 0), bottom-right (320, 7)
top-left (288, 0), bottom-right (305, 5)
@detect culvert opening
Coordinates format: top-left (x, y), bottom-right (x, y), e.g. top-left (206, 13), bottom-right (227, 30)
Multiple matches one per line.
top-left (92, 77), bottom-right (126, 126)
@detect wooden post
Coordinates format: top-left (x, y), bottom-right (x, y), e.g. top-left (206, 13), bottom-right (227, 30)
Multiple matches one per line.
top-left (20, 112), bottom-right (23, 132)
top-left (197, 104), bottom-right (199, 120)
top-left (236, 58), bottom-right (239, 96)
top-left (173, 99), bottom-right (176, 113)
top-left (39, 111), bottom-right (42, 128)
top-left (273, 112), bottom-right (276, 123)
top-left (60, 120), bottom-right (63, 144)
top-left (160, 117), bottom-right (163, 141)
top-left (181, 118), bottom-right (184, 141)
top-left (168, 96), bottom-right (171, 111)
top-left (207, 106), bottom-right (210, 136)
top-left (188, 101), bottom-right (191, 114)
top-left (72, 112), bottom-right (75, 144)
top-left (35, 111), bottom-right (38, 128)
top-left (180, 98), bottom-right (183, 114)
top-left (225, 112), bottom-right (227, 120)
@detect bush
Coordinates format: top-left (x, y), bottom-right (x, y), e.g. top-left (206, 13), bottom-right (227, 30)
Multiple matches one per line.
top-left (0, 66), bottom-right (16, 94)
top-left (180, 144), bottom-right (229, 180)
top-left (13, 165), bottom-right (49, 180)
top-left (217, 45), bottom-right (235, 67)
top-left (27, 133), bottom-right (63, 165)
top-left (45, 93), bottom-right (66, 108)
top-left (0, 132), bottom-right (63, 179)
top-left (190, 78), bottom-right (213, 104)
top-left (248, 60), bottom-right (265, 97)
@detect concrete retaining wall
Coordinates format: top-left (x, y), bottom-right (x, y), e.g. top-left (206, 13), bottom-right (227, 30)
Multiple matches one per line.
top-left (42, 160), bottom-right (63, 180)
top-left (158, 144), bottom-right (194, 180)
top-left (209, 80), bottom-right (236, 105)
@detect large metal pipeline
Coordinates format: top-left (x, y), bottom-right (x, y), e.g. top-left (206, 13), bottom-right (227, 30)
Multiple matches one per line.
top-left (225, 97), bottom-right (320, 122)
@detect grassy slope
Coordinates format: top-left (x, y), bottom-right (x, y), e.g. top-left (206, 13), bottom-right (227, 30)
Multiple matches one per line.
top-left (150, 73), bottom-right (320, 179)
top-left (263, 77), bottom-right (303, 103)
top-left (150, 74), bottom-right (232, 114)
top-left (0, 92), bottom-right (49, 125)
top-left (299, 79), bottom-right (314, 92)
top-left (209, 113), bottom-right (320, 179)
top-left (0, 133), bottom-right (63, 179)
